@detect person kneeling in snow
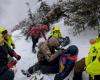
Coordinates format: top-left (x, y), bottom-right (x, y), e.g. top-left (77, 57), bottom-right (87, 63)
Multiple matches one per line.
top-left (21, 37), bottom-right (63, 77)
top-left (73, 34), bottom-right (100, 80)
top-left (54, 45), bottom-right (78, 80)
top-left (0, 34), bottom-right (21, 80)
top-left (49, 26), bottom-right (70, 47)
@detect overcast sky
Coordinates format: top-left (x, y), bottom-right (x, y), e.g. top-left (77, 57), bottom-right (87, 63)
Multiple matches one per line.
top-left (0, 0), bottom-right (38, 31)
top-left (0, 0), bottom-right (58, 31)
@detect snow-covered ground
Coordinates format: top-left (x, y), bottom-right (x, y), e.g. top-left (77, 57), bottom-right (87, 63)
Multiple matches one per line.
top-left (13, 18), bottom-right (97, 80)
top-left (0, 0), bottom-right (98, 80)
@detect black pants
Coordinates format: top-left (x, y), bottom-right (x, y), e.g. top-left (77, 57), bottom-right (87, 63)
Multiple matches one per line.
top-left (28, 56), bottom-right (60, 74)
top-left (0, 70), bottom-right (14, 80)
top-left (31, 37), bottom-right (39, 51)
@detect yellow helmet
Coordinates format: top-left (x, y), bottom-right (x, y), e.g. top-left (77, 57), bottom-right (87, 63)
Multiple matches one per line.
top-left (0, 27), bottom-right (8, 35)
top-left (53, 26), bottom-right (60, 31)
top-left (0, 34), bottom-right (4, 44)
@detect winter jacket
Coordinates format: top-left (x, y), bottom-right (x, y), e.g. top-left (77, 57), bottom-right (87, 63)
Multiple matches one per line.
top-left (55, 53), bottom-right (78, 80)
top-left (50, 27), bottom-right (62, 38)
top-left (85, 41), bottom-right (100, 77)
top-left (0, 28), bottom-right (15, 49)
top-left (5, 34), bottom-right (15, 49)
top-left (37, 41), bottom-right (60, 63)
top-left (28, 25), bottom-right (48, 39)
top-left (0, 27), bottom-right (5, 33)
top-left (0, 43), bottom-right (17, 75)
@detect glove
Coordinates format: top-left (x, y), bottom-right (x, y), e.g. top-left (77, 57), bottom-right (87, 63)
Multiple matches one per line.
top-left (54, 74), bottom-right (63, 80)
top-left (15, 55), bottom-right (21, 61)
top-left (7, 60), bottom-right (17, 68)
top-left (12, 51), bottom-right (21, 60)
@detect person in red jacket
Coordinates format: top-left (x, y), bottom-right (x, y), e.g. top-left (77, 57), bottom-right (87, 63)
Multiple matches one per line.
top-left (27, 25), bottom-right (49, 53)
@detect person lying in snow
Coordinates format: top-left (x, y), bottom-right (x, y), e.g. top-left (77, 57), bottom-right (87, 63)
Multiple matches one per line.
top-left (54, 45), bottom-right (78, 80)
top-left (73, 34), bottom-right (100, 80)
top-left (21, 37), bottom-right (78, 80)
top-left (26, 25), bottom-right (49, 53)
top-left (21, 37), bottom-right (62, 77)
top-left (0, 34), bottom-right (21, 80)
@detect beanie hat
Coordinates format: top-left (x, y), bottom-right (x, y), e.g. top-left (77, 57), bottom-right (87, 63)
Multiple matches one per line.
top-left (67, 45), bottom-right (78, 56)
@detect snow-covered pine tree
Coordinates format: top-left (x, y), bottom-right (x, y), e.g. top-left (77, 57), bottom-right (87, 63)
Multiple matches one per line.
top-left (37, 1), bottom-right (51, 26)
top-left (63, 0), bottom-right (100, 35)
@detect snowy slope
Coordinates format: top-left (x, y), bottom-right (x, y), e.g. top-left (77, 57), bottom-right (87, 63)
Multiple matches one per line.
top-left (1, 0), bottom-right (98, 80)
top-left (13, 18), bottom-right (97, 80)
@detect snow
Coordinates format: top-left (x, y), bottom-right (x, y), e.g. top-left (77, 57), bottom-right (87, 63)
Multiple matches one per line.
top-left (0, 0), bottom-right (98, 80)
top-left (0, 0), bottom-right (58, 31)
top-left (13, 18), bottom-right (97, 80)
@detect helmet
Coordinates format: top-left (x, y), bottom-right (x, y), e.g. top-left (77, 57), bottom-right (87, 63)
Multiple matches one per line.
top-left (0, 34), bottom-right (4, 44)
top-left (53, 26), bottom-right (60, 31)
top-left (0, 27), bottom-right (7, 35)
top-left (89, 38), bottom-right (96, 45)
top-left (48, 37), bottom-right (60, 47)
top-left (67, 45), bottom-right (78, 56)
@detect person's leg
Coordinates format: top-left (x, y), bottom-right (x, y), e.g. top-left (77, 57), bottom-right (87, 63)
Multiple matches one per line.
top-left (40, 56), bottom-right (60, 74)
top-left (73, 58), bottom-right (85, 80)
top-left (28, 62), bottom-right (41, 74)
top-left (21, 62), bottom-right (41, 77)
top-left (0, 70), bottom-right (14, 80)
top-left (31, 37), bottom-right (39, 53)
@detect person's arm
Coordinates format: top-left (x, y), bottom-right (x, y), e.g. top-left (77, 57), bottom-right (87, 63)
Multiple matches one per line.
top-left (41, 32), bottom-right (47, 40)
top-left (5, 43), bottom-right (21, 60)
top-left (42, 46), bottom-right (62, 62)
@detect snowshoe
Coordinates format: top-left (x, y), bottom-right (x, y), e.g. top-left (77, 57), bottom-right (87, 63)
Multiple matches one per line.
top-left (21, 69), bottom-right (31, 77)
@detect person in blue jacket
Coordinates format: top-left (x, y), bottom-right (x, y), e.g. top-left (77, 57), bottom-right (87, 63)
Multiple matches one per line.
top-left (54, 45), bottom-right (78, 80)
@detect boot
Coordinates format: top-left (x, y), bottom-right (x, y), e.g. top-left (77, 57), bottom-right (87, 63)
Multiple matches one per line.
top-left (21, 69), bottom-right (31, 77)
top-left (32, 49), bottom-right (36, 53)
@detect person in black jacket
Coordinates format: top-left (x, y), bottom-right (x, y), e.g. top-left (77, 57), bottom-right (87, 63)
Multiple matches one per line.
top-left (0, 34), bottom-right (21, 80)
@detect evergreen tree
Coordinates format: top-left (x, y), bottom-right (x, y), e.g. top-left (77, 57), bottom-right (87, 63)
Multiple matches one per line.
top-left (63, 0), bottom-right (100, 34)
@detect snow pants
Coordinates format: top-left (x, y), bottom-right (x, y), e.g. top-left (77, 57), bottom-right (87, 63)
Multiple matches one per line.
top-left (0, 70), bottom-right (14, 80)
top-left (28, 56), bottom-right (60, 74)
